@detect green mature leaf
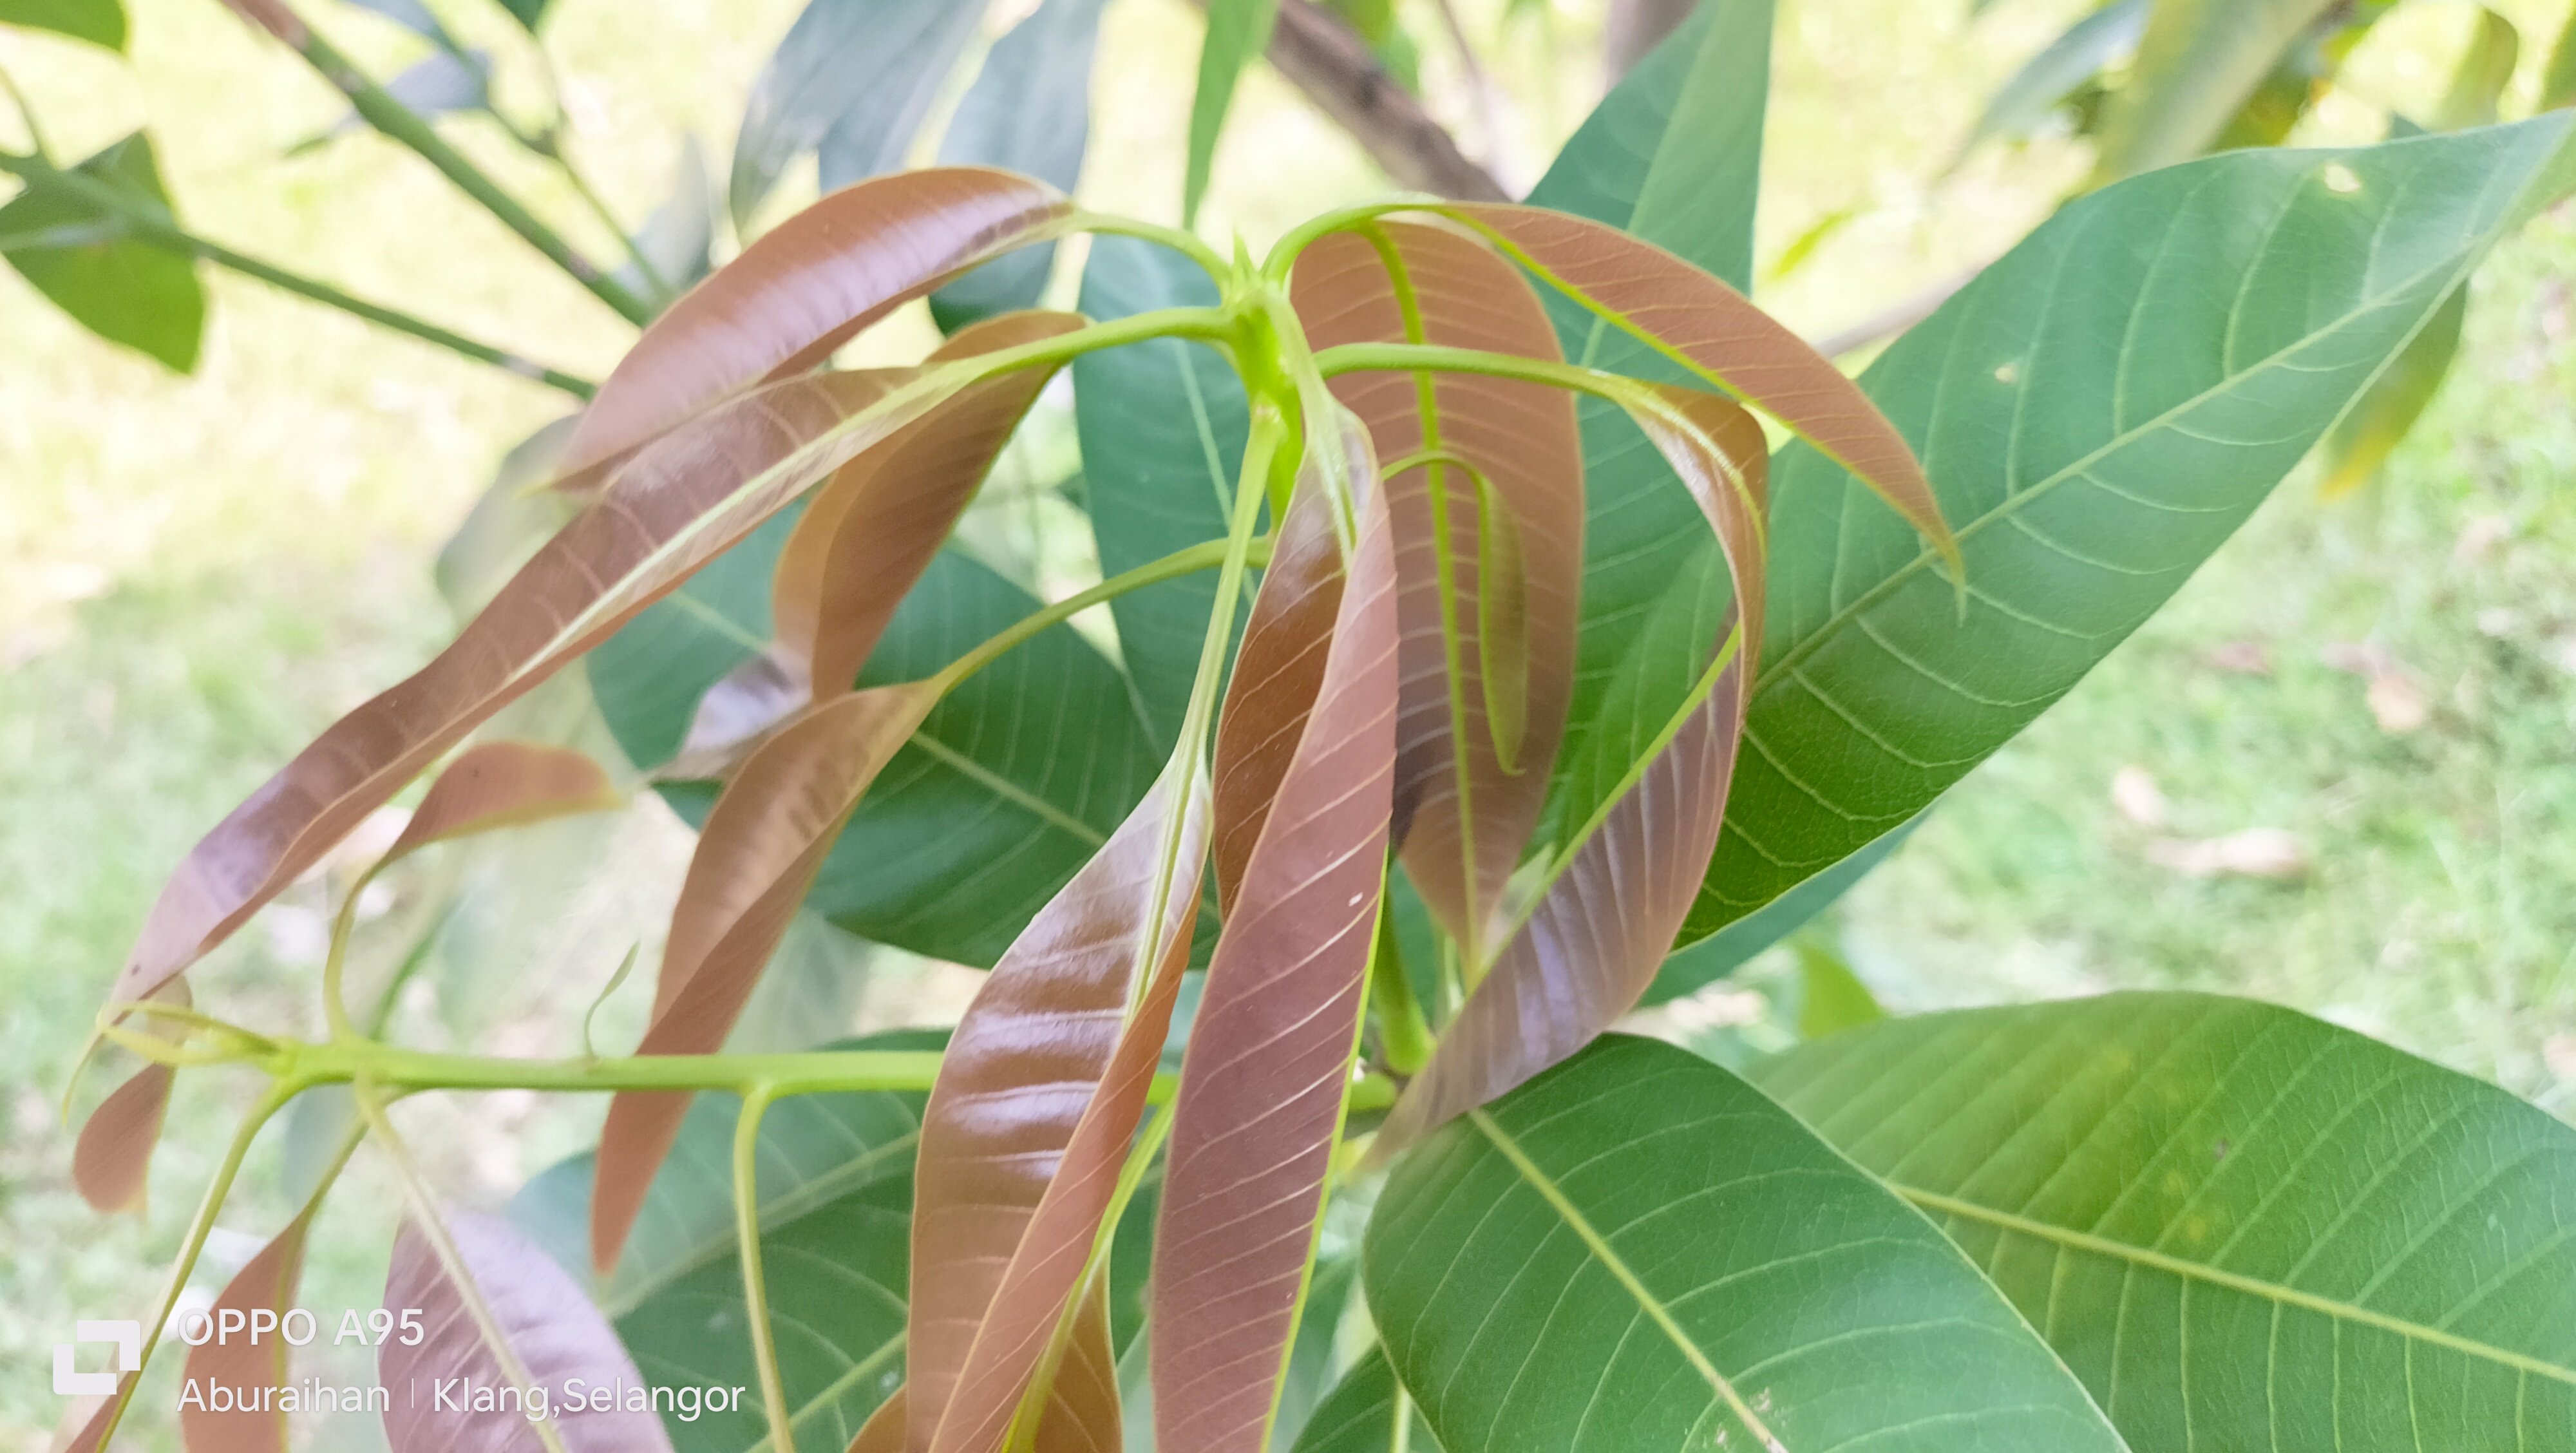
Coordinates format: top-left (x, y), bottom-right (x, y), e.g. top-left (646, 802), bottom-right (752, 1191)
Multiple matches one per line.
top-left (495, 0), bottom-right (549, 32)
top-left (930, 0), bottom-right (1112, 330)
top-left (1789, 933), bottom-right (1881, 1037)
top-left (2088, 0), bottom-right (2337, 184)
top-left (1955, 0), bottom-right (2147, 166)
top-left (2315, 271), bottom-right (2467, 499)
top-left (1753, 993), bottom-right (2576, 1449)
top-left (1183, 0), bottom-right (1281, 224)
top-left (0, 133), bottom-right (204, 372)
top-left (2546, 4), bottom-right (2576, 111)
top-left (1289, 1350), bottom-right (1442, 1453)
top-left (1642, 808), bottom-right (1920, 1005)
top-left (1367, 1036), bottom-right (2127, 1453)
top-left (513, 1032), bottom-right (940, 1450)
top-left (2434, 8), bottom-right (2522, 133)
top-left (0, 0), bottom-right (123, 47)
top-left (730, 0), bottom-right (982, 230)
top-left (1073, 236), bottom-right (1249, 748)
top-left (600, 547), bottom-right (1162, 968)
top-left (1687, 117), bottom-right (2576, 945)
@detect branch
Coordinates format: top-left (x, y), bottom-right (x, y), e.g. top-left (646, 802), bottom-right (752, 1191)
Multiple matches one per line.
top-left (1220, 0), bottom-right (1510, 202)
top-left (0, 151), bottom-right (597, 395)
top-left (213, 0), bottom-right (655, 325)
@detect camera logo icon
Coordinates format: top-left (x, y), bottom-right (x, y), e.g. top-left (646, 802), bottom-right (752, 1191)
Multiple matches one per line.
top-left (54, 1321), bottom-right (141, 1396)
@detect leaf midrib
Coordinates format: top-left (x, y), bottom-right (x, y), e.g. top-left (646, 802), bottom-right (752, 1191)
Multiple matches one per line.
top-left (1896, 1183), bottom-right (2576, 1387)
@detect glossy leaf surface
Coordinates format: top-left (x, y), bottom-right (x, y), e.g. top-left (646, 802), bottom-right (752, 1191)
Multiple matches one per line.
top-left (1072, 237), bottom-right (1247, 748)
top-left (1370, 1036), bottom-right (2126, 1453)
top-left (929, 0), bottom-right (1112, 329)
top-left (1689, 117), bottom-right (2576, 944)
top-left (1291, 221), bottom-right (1583, 960)
top-left (1756, 992), bottom-right (2576, 1450)
top-left (1154, 412), bottom-right (1397, 1453)
top-left (382, 1210), bottom-right (674, 1452)
top-left (0, 133), bottom-right (204, 372)
top-left (565, 167), bottom-right (1073, 479)
top-left (727, 0), bottom-right (982, 230)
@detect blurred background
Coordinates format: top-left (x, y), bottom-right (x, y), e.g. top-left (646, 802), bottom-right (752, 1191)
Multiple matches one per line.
top-left (3, 0), bottom-right (2573, 1443)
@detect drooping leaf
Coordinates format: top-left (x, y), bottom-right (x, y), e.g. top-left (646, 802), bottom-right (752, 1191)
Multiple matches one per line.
top-left (592, 682), bottom-right (940, 1272)
top-left (513, 1032), bottom-right (941, 1452)
top-left (929, 0), bottom-right (1113, 330)
top-left (381, 741), bottom-right (621, 862)
top-left (0, 0), bottom-right (123, 47)
top-left (1753, 992), bottom-right (2576, 1450)
top-left (70, 977), bottom-right (187, 1213)
top-left (1955, 0), bottom-right (2148, 166)
top-left (1376, 386), bottom-right (1765, 1152)
top-left (2432, 8), bottom-right (2521, 133)
top-left (564, 167), bottom-right (1074, 481)
top-left (0, 133), bottom-right (204, 372)
top-left (2088, 0), bottom-right (2338, 184)
top-left (1183, 0), bottom-right (1282, 224)
top-left (1288, 1349), bottom-right (1442, 1453)
top-left (1153, 408), bottom-right (1397, 1453)
top-left (1368, 1036), bottom-right (2128, 1453)
top-left (108, 361), bottom-right (980, 1021)
top-left (2316, 278), bottom-right (2467, 499)
top-left (381, 1209), bottom-right (674, 1452)
top-left (1291, 220), bottom-right (1584, 962)
top-left (728, 0), bottom-right (984, 231)
top-left (907, 775), bottom-right (1208, 1453)
top-left (1072, 237), bottom-right (1247, 748)
top-left (1687, 117), bottom-right (2576, 945)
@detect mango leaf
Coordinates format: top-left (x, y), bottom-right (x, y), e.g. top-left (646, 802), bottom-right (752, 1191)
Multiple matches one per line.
top-left (1955, 0), bottom-right (2148, 165)
top-left (565, 167), bottom-right (1073, 480)
top-left (69, 978), bottom-right (187, 1213)
top-left (384, 741), bottom-right (621, 860)
top-left (1183, 0), bottom-right (1281, 224)
top-left (616, 138), bottom-right (717, 305)
top-left (594, 682), bottom-right (940, 1272)
top-left (1687, 117), bottom-right (2576, 945)
top-left (2088, 0), bottom-right (2338, 184)
top-left (2316, 276), bottom-right (2466, 499)
top-left (2546, 5), bottom-right (2576, 111)
top-left (1289, 1349), bottom-right (1441, 1453)
top-left (1641, 806), bottom-right (1922, 1005)
top-left (1072, 236), bottom-right (1247, 748)
top-left (1367, 1036), bottom-right (2128, 1453)
top-left (513, 1033), bottom-right (942, 1452)
top-left (1291, 221), bottom-right (1584, 963)
top-left (1753, 992), bottom-right (2576, 1450)
top-left (0, 133), bottom-right (204, 372)
top-left (728, 0), bottom-right (983, 231)
top-left (180, 1194), bottom-right (333, 1453)
top-left (1153, 409), bottom-right (1396, 1453)
top-left (495, 0), bottom-right (547, 32)
top-left (382, 1209), bottom-right (675, 1452)
top-left (1376, 387), bottom-right (1765, 1152)
top-left (1789, 933), bottom-right (1881, 1038)
top-left (0, 0), bottom-right (122, 48)
top-left (2431, 7), bottom-right (2521, 133)
top-left (929, 0), bottom-right (1112, 330)
top-left (906, 775), bottom-right (1207, 1453)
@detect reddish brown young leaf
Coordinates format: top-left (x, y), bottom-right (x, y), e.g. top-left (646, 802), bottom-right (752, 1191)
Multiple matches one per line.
top-left (775, 311), bottom-right (1087, 703)
top-left (108, 363), bottom-right (974, 1024)
top-left (1030, 1280), bottom-right (1121, 1453)
top-left (382, 742), bottom-right (621, 862)
top-left (55, 1374), bottom-right (139, 1453)
top-left (849, 1388), bottom-right (908, 1453)
top-left (382, 1210), bottom-right (673, 1453)
top-left (180, 1208), bottom-right (319, 1453)
top-left (71, 976), bottom-right (189, 1214)
top-left (593, 683), bottom-right (940, 1271)
top-left (1430, 202), bottom-right (1951, 562)
top-left (909, 774), bottom-right (1207, 1453)
top-left (561, 168), bottom-right (1076, 479)
top-left (1376, 387), bottom-right (1770, 1152)
top-left (1289, 220), bottom-right (1582, 959)
top-left (1153, 410), bottom-right (1399, 1453)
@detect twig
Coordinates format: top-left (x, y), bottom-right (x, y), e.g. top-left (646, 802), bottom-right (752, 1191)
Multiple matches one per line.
top-left (213, 0), bottom-right (654, 324)
top-left (0, 150), bottom-right (597, 395)
top-left (1225, 0), bottom-right (1509, 202)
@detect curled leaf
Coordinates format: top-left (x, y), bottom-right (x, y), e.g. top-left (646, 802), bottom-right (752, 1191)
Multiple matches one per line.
top-left (909, 773), bottom-right (1208, 1453)
top-left (1378, 386), bottom-right (1768, 1152)
top-left (562, 168), bottom-right (1076, 480)
top-left (1289, 219), bottom-right (1582, 957)
top-left (1154, 408), bottom-right (1399, 1453)
top-left (382, 742), bottom-right (621, 862)
top-left (594, 682), bottom-right (941, 1271)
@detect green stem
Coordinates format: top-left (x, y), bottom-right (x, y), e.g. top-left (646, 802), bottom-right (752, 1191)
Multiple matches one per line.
top-left (224, 0), bottom-right (654, 324)
top-left (935, 533), bottom-right (1274, 691)
top-left (1316, 340), bottom-right (1636, 399)
top-left (0, 150), bottom-right (597, 395)
top-left (1074, 209), bottom-right (1229, 284)
top-left (80, 1076), bottom-right (306, 1449)
top-left (734, 1085), bottom-right (797, 1453)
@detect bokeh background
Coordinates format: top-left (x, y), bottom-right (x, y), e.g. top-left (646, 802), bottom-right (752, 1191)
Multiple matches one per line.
top-left (4, 0), bottom-right (2573, 1444)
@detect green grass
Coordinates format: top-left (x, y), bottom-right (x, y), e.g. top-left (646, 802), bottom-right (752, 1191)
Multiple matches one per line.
top-left (3, 0), bottom-right (2573, 1443)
